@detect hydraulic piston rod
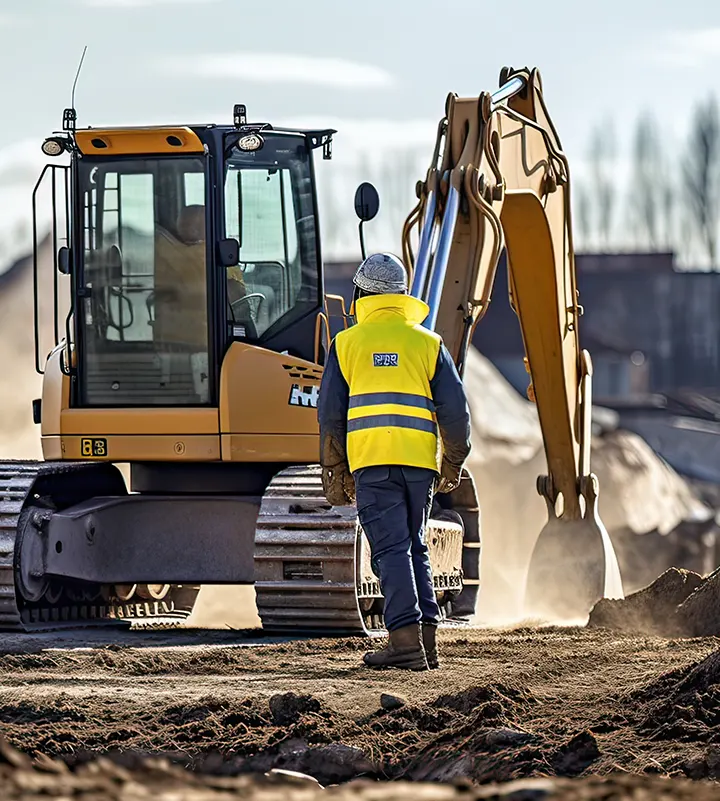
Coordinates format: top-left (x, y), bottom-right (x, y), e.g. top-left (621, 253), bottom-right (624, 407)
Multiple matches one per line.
top-left (424, 184), bottom-right (460, 331)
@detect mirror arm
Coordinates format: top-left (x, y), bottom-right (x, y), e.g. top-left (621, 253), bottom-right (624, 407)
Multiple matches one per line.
top-left (359, 221), bottom-right (367, 260)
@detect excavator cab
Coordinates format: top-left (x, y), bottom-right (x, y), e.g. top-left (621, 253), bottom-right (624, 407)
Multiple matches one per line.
top-left (39, 115), bottom-right (332, 410)
top-left (5, 110), bottom-right (347, 630)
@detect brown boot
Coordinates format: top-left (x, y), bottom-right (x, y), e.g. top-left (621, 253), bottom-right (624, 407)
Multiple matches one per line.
top-left (422, 623), bottom-right (440, 669)
top-left (363, 623), bottom-right (428, 671)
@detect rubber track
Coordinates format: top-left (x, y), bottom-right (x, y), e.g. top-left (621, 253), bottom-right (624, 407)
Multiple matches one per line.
top-left (0, 461), bottom-right (198, 633)
top-left (0, 463), bottom-right (36, 630)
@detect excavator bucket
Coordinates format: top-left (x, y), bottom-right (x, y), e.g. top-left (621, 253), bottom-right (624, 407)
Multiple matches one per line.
top-left (523, 475), bottom-right (624, 621)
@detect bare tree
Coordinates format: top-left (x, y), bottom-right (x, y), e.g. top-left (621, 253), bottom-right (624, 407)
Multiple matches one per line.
top-left (573, 182), bottom-right (593, 250)
top-left (660, 175), bottom-right (676, 254)
top-left (682, 97), bottom-right (720, 268)
top-left (381, 149), bottom-right (420, 250)
top-left (629, 114), bottom-right (665, 250)
top-left (588, 119), bottom-right (617, 249)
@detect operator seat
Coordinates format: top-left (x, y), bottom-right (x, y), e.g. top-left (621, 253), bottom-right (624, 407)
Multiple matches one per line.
top-left (153, 205), bottom-right (208, 349)
top-left (177, 204), bottom-right (205, 245)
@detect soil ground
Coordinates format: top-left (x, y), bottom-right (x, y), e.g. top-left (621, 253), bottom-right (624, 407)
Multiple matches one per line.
top-left (4, 623), bottom-right (720, 797)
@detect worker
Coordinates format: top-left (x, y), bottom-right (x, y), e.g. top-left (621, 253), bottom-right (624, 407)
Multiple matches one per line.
top-left (154, 204), bottom-right (249, 401)
top-left (155, 204), bottom-right (248, 325)
top-left (317, 252), bottom-right (472, 671)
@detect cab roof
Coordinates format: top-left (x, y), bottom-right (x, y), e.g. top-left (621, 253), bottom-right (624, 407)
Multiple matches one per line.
top-left (71, 124), bottom-right (336, 157)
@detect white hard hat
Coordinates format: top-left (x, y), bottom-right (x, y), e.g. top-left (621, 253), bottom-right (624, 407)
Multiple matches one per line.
top-left (352, 253), bottom-right (408, 295)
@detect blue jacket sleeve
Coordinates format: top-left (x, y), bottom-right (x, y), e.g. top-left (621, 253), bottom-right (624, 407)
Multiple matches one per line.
top-left (317, 339), bottom-right (350, 468)
top-left (430, 343), bottom-right (472, 468)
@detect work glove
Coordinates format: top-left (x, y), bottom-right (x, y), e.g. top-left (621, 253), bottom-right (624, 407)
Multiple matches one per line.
top-left (320, 434), bottom-right (355, 506)
top-left (321, 464), bottom-right (355, 506)
top-left (435, 460), bottom-right (462, 494)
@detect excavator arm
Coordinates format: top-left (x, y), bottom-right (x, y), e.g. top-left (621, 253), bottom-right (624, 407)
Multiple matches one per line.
top-left (402, 67), bottom-right (624, 618)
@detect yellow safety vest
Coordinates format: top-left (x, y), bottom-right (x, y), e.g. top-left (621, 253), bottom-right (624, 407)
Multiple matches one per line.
top-left (334, 293), bottom-right (442, 473)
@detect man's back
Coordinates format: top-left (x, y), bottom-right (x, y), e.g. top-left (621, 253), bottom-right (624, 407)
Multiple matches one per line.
top-left (333, 294), bottom-right (443, 473)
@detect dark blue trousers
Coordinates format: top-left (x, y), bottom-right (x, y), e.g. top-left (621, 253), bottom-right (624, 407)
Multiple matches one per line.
top-left (354, 465), bottom-right (442, 632)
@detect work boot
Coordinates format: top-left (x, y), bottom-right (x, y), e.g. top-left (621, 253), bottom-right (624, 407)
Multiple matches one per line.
top-left (363, 623), bottom-right (428, 671)
top-left (422, 623), bottom-right (440, 669)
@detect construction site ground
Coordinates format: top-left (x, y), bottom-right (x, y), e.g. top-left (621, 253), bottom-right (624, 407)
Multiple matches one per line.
top-left (4, 256), bottom-right (720, 797)
top-left (5, 614), bottom-right (720, 798)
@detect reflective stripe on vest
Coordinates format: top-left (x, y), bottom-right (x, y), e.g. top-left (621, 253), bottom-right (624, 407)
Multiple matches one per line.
top-left (348, 392), bottom-right (436, 411)
top-left (334, 295), bottom-right (442, 473)
top-left (348, 413), bottom-right (438, 434)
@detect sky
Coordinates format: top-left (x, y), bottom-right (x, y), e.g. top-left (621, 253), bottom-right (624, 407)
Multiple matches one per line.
top-left (0, 0), bottom-right (719, 267)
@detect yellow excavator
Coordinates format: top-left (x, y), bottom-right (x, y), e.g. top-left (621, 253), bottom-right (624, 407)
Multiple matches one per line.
top-left (0, 66), bottom-right (621, 633)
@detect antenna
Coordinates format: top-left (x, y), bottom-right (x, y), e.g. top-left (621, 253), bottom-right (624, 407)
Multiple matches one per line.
top-left (71, 45), bottom-right (88, 111)
top-left (63, 46), bottom-right (87, 132)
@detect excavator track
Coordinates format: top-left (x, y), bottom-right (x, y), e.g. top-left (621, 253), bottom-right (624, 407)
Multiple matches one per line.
top-left (0, 461), bottom-right (467, 636)
top-left (254, 466), bottom-right (466, 635)
top-left (0, 461), bottom-right (199, 632)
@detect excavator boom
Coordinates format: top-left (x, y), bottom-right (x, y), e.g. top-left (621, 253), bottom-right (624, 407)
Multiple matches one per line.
top-left (402, 67), bottom-right (624, 618)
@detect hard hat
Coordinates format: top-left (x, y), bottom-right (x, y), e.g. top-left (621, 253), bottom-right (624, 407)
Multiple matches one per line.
top-left (352, 253), bottom-right (408, 295)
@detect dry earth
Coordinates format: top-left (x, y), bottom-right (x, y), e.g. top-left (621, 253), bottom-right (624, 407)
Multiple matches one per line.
top-left (1, 622), bottom-right (720, 797)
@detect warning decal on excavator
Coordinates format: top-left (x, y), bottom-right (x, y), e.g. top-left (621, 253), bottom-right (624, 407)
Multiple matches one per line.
top-left (81, 438), bottom-right (108, 457)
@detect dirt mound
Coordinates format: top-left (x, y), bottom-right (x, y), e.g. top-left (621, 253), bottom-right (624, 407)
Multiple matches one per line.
top-left (588, 568), bottom-right (705, 635)
top-left (431, 683), bottom-right (533, 715)
top-left (588, 566), bottom-right (720, 639)
top-left (269, 692), bottom-right (322, 725)
top-left (613, 647), bottom-right (720, 783)
top-left (462, 347), bottom-right (543, 466)
top-left (400, 685), bottom-right (602, 784)
top-left (675, 567), bottom-right (720, 637)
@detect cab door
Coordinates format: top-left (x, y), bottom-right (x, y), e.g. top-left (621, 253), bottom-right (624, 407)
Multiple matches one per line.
top-left (58, 153), bottom-right (221, 462)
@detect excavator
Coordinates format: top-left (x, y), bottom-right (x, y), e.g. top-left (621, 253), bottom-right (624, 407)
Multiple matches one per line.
top-left (0, 65), bottom-right (622, 633)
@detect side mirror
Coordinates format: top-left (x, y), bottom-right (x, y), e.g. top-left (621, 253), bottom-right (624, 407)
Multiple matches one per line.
top-left (218, 238), bottom-right (240, 267)
top-left (353, 182), bottom-right (380, 260)
top-left (57, 246), bottom-right (70, 275)
top-left (354, 182), bottom-right (380, 222)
